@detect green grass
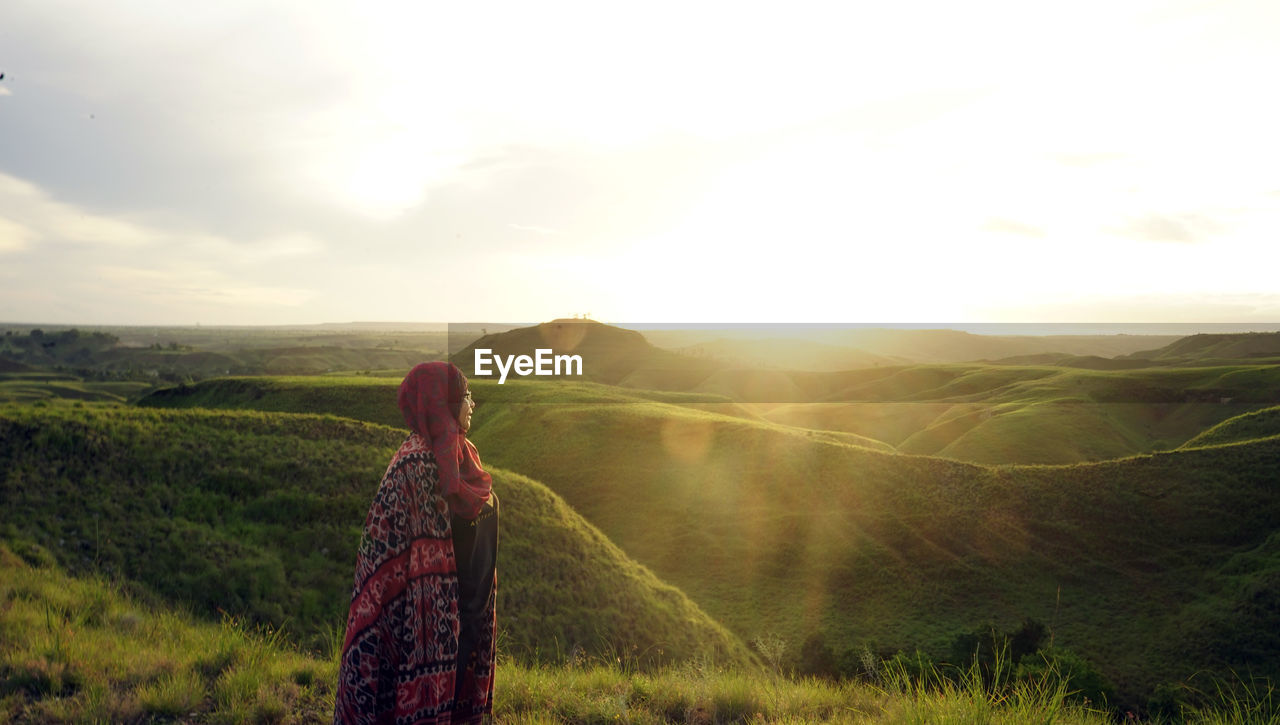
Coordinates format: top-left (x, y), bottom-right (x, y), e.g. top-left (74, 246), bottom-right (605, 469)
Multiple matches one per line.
top-left (1, 546), bottom-right (1126, 724)
top-left (7, 549), bottom-right (1274, 723)
top-left (0, 544), bottom-right (337, 723)
top-left (1183, 406), bottom-right (1280, 448)
top-left (0, 404), bottom-right (753, 669)
top-left (133, 374), bottom-right (1280, 710)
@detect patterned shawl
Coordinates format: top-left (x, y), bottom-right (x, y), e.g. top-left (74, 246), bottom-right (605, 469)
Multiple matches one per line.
top-left (334, 363), bottom-right (496, 724)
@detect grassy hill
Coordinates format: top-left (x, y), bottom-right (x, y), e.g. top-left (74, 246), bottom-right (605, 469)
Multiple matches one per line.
top-left (1125, 332), bottom-right (1280, 362)
top-left (134, 321), bottom-right (1280, 466)
top-left (670, 338), bottom-right (905, 372)
top-left (0, 404), bottom-right (752, 669)
top-left (136, 375), bottom-right (1280, 708)
top-left (1, 371), bottom-right (153, 404)
top-left (460, 392), bottom-right (1280, 703)
top-left (752, 363), bottom-right (1279, 464)
top-left (1181, 405), bottom-right (1280, 449)
top-left (639, 328), bottom-right (1182, 363)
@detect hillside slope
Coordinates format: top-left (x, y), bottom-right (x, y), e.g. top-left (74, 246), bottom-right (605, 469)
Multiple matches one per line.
top-left (756, 363), bottom-right (1279, 463)
top-left (640, 327), bottom-right (1182, 363)
top-left (137, 376), bottom-right (1280, 705)
top-left (471, 401), bottom-right (1280, 704)
top-left (1181, 405), bottom-right (1280, 448)
top-left (0, 404), bottom-right (752, 667)
top-left (1126, 332), bottom-right (1280, 361)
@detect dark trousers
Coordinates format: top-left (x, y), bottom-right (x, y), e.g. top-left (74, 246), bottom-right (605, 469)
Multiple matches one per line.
top-left (452, 492), bottom-right (498, 702)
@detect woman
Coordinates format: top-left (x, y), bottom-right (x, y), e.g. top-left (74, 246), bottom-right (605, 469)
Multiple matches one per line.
top-left (335, 362), bottom-right (499, 724)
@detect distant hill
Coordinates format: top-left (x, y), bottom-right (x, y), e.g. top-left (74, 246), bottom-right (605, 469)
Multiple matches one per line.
top-left (671, 338), bottom-right (904, 372)
top-left (1125, 332), bottom-right (1280, 361)
top-left (0, 371), bottom-right (152, 403)
top-left (828, 329), bottom-right (1181, 363)
top-left (988, 353), bottom-right (1172, 371)
top-left (141, 361), bottom-right (1280, 465)
top-left (90, 345), bottom-right (432, 377)
top-left (0, 327), bottom-right (444, 387)
top-left (0, 357), bottom-right (33, 373)
top-left (642, 327), bottom-right (1182, 364)
top-left (761, 363), bottom-right (1280, 463)
top-left (0, 405), bottom-right (753, 667)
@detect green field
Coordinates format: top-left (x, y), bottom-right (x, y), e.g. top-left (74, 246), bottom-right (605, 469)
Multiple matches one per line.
top-left (0, 372), bottom-right (154, 404)
top-left (0, 326), bottom-right (447, 400)
top-left (132, 370), bottom-right (1280, 713)
top-left (4, 324), bottom-right (1280, 720)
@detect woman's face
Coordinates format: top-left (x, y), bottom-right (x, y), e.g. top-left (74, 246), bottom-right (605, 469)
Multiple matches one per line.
top-left (457, 389), bottom-right (474, 432)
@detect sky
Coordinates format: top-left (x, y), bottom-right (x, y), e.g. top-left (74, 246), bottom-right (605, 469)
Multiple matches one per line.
top-left (1, 0), bottom-right (1278, 326)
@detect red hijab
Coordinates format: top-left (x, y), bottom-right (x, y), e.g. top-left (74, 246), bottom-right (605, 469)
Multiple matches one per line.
top-left (397, 361), bottom-right (492, 519)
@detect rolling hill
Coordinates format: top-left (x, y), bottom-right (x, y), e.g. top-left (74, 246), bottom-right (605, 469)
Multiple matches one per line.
top-left (1181, 405), bottom-right (1280, 449)
top-left (459, 390), bottom-right (1280, 703)
top-left (0, 371), bottom-right (153, 404)
top-left (752, 363), bottom-right (1280, 463)
top-left (0, 404), bottom-right (753, 668)
top-left (134, 320), bottom-right (1280, 467)
top-left (1124, 332), bottom-right (1280, 362)
top-left (669, 338), bottom-right (904, 372)
top-left (137, 374), bottom-right (1280, 708)
top-left (640, 327), bottom-right (1184, 364)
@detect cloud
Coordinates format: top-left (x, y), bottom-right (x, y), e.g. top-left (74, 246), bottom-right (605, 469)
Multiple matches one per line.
top-left (0, 173), bottom-right (158, 248)
top-left (97, 266), bottom-right (315, 308)
top-left (1050, 152), bottom-right (1126, 167)
top-left (0, 217), bottom-right (34, 253)
top-left (0, 172), bottom-right (325, 323)
top-left (1115, 213), bottom-right (1224, 243)
top-left (0, 172), bottom-right (329, 261)
top-left (981, 218), bottom-right (1046, 237)
top-left (508, 223), bottom-right (558, 236)
top-left (981, 292), bottom-right (1280, 323)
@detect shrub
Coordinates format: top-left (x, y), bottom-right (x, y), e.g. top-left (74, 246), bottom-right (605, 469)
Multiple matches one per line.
top-left (796, 631), bottom-right (838, 679)
top-left (947, 618), bottom-right (1048, 686)
top-left (1016, 646), bottom-right (1115, 705)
